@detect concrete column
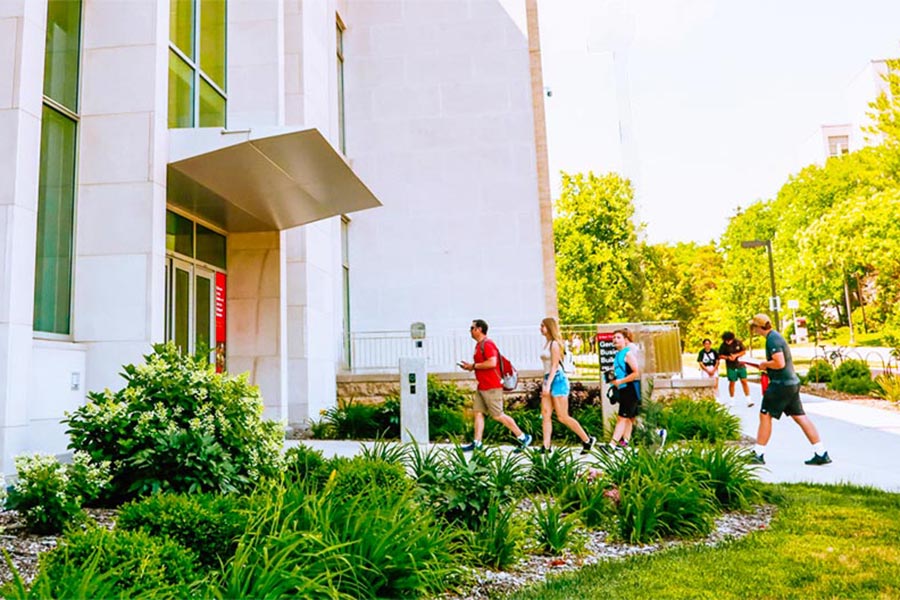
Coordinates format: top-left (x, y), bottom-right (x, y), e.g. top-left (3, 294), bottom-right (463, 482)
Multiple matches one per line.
top-left (228, 0), bottom-right (283, 128)
top-left (227, 232), bottom-right (282, 419)
top-left (0, 0), bottom-right (47, 473)
top-left (284, 220), bottom-right (339, 429)
top-left (73, 0), bottom-right (169, 393)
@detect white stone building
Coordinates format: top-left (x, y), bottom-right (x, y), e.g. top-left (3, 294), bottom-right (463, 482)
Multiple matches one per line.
top-left (0, 0), bottom-right (556, 472)
top-left (798, 59), bottom-right (893, 167)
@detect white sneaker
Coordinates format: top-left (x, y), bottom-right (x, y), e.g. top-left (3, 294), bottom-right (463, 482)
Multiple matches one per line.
top-left (746, 398), bottom-right (755, 407)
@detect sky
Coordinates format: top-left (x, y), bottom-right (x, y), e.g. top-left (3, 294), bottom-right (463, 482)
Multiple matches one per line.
top-left (538, 0), bottom-right (900, 244)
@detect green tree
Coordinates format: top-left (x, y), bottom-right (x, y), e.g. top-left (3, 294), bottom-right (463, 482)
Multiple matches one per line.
top-left (553, 172), bottom-right (643, 323)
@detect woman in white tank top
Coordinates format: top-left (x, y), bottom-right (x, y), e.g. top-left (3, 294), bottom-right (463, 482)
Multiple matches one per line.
top-left (540, 317), bottom-right (596, 454)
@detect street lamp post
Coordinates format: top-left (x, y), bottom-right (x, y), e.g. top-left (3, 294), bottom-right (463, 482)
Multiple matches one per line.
top-left (741, 239), bottom-right (779, 329)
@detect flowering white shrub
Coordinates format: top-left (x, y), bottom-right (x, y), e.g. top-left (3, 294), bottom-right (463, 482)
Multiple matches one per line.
top-left (66, 342), bottom-right (283, 500)
top-left (6, 452), bottom-right (109, 534)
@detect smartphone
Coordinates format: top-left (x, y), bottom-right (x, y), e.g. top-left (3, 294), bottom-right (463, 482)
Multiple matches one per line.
top-left (457, 361), bottom-right (466, 368)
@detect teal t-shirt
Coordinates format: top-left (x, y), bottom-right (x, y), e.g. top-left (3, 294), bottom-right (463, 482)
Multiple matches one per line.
top-left (765, 330), bottom-right (799, 385)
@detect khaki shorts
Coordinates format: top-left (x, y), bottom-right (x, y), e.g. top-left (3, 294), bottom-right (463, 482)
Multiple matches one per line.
top-left (473, 388), bottom-right (504, 417)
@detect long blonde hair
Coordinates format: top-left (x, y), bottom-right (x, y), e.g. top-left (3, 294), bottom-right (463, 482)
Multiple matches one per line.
top-left (542, 317), bottom-right (565, 354)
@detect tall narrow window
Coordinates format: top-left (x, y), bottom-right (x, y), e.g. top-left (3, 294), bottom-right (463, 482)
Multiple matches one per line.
top-left (341, 217), bottom-right (351, 369)
top-left (336, 17), bottom-right (346, 154)
top-left (169, 0), bottom-right (227, 128)
top-left (34, 0), bottom-right (82, 334)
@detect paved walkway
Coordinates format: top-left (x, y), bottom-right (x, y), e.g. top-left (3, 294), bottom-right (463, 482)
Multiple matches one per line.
top-left (286, 378), bottom-right (900, 494)
top-left (713, 377), bottom-right (900, 492)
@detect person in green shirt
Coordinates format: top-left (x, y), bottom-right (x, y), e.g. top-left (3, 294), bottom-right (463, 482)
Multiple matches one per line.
top-left (748, 313), bottom-right (831, 466)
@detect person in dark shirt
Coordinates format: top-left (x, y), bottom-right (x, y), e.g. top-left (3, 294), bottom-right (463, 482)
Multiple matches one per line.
top-left (748, 313), bottom-right (831, 466)
top-left (697, 338), bottom-right (719, 397)
top-left (719, 331), bottom-right (753, 407)
top-left (697, 338), bottom-right (718, 378)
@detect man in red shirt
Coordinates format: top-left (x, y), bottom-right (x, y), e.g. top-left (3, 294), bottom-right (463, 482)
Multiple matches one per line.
top-left (459, 319), bottom-right (532, 452)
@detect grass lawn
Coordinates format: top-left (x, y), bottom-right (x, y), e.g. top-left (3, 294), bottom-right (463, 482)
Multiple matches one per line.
top-left (508, 483), bottom-right (900, 600)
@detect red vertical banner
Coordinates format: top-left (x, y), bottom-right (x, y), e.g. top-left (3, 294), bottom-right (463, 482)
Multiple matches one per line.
top-left (215, 272), bottom-right (227, 373)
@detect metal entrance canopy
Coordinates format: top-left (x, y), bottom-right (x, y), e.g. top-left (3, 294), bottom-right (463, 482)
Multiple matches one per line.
top-left (168, 127), bottom-right (381, 232)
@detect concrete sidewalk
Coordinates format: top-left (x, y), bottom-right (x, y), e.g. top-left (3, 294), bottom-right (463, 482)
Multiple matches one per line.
top-left (714, 378), bottom-right (900, 492)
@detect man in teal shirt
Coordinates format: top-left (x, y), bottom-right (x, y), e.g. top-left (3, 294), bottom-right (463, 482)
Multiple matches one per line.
top-left (748, 314), bottom-right (831, 466)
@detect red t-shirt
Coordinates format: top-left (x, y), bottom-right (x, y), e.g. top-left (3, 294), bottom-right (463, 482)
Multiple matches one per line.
top-left (474, 339), bottom-right (503, 390)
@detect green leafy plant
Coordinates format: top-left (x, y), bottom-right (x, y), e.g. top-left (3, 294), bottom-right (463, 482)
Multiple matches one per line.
top-left (874, 372), bottom-right (900, 403)
top-left (591, 447), bottom-right (718, 543)
top-left (803, 360), bottom-right (833, 384)
top-left (423, 446), bottom-right (499, 530)
top-left (531, 499), bottom-right (577, 554)
top-left (560, 469), bottom-right (618, 529)
top-left (525, 448), bottom-right (581, 495)
top-left (313, 399), bottom-right (398, 440)
top-left (65, 342), bottom-right (283, 499)
top-left (328, 456), bottom-right (414, 500)
top-left (427, 375), bottom-right (469, 409)
top-left (34, 526), bottom-right (202, 597)
top-left (6, 452), bottom-right (110, 534)
top-left (358, 438), bottom-right (409, 464)
top-left (284, 443), bottom-right (332, 488)
top-left (829, 359), bottom-right (874, 394)
top-left (429, 405), bottom-right (468, 441)
top-left (656, 397), bottom-right (741, 443)
top-left (467, 500), bottom-right (524, 570)
top-left (681, 444), bottom-right (763, 511)
top-left (116, 492), bottom-right (248, 568)
top-left (213, 482), bottom-right (350, 600)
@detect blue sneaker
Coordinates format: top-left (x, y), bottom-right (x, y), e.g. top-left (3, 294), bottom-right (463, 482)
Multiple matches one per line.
top-left (461, 441), bottom-right (483, 452)
top-left (513, 433), bottom-right (532, 453)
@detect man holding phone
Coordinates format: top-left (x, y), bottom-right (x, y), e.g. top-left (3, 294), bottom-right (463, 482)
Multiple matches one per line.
top-left (458, 319), bottom-right (531, 452)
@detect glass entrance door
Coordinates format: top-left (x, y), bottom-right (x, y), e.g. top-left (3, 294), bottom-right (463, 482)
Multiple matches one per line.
top-left (165, 258), bottom-right (216, 362)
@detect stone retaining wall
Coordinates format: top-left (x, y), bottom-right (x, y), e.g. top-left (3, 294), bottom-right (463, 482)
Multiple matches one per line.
top-left (336, 372), bottom-right (716, 405)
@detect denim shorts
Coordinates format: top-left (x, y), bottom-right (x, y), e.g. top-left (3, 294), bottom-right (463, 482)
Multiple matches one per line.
top-left (543, 370), bottom-right (570, 397)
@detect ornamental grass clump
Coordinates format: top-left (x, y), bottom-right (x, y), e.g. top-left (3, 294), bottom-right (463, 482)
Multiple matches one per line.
top-left (65, 342), bottom-right (283, 500)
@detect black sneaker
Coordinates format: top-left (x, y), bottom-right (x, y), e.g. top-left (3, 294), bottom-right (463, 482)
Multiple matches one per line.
top-left (581, 436), bottom-right (596, 455)
top-left (460, 442), bottom-right (482, 452)
top-left (804, 452), bottom-right (832, 466)
top-left (749, 452), bottom-right (765, 465)
top-left (538, 446), bottom-right (552, 455)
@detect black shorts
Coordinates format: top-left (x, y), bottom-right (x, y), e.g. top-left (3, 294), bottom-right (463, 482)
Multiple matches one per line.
top-left (617, 384), bottom-right (640, 419)
top-left (760, 383), bottom-right (805, 419)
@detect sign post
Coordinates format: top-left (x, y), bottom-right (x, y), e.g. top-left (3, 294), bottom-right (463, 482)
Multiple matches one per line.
top-left (596, 331), bottom-right (616, 436)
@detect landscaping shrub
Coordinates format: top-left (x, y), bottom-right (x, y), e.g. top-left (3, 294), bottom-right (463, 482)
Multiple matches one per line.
top-left (116, 492), bottom-right (248, 568)
top-left (429, 405), bottom-right (468, 441)
top-left (591, 448), bottom-right (718, 543)
top-left (284, 443), bottom-right (332, 488)
top-left (215, 483), bottom-right (350, 599)
top-left (65, 342), bottom-right (283, 500)
top-left (314, 399), bottom-right (397, 440)
top-left (328, 456), bottom-right (414, 499)
top-left (6, 452), bottom-right (110, 535)
top-left (830, 359), bottom-right (874, 394)
top-left (874, 372), bottom-right (900, 403)
top-left (34, 526), bottom-right (202, 597)
top-left (681, 444), bottom-right (763, 511)
top-left (466, 500), bottom-right (524, 570)
top-left (428, 375), bottom-right (469, 409)
top-left (656, 397), bottom-right (741, 443)
top-left (524, 448), bottom-right (581, 495)
top-left (531, 499), bottom-right (577, 554)
top-left (560, 474), bottom-right (618, 530)
top-left (421, 447), bottom-right (520, 530)
top-left (803, 360), bottom-right (833, 384)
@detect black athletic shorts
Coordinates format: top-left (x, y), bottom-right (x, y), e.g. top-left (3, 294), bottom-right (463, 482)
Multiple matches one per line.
top-left (617, 384), bottom-right (640, 419)
top-left (760, 383), bottom-right (805, 419)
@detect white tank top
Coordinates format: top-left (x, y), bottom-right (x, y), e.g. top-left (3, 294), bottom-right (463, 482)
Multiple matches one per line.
top-left (540, 341), bottom-right (555, 374)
